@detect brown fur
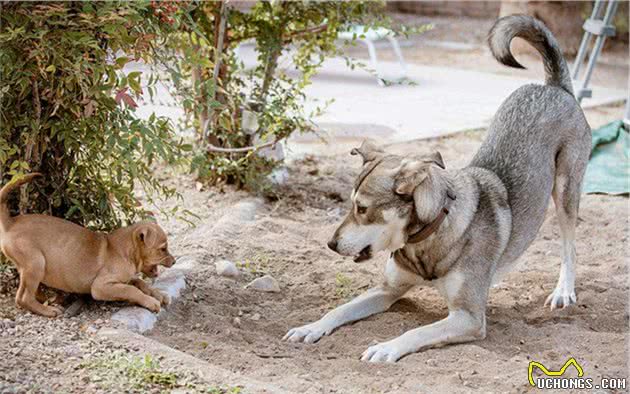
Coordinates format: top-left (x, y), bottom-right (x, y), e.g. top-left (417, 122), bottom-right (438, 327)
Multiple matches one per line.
top-left (0, 174), bottom-right (176, 317)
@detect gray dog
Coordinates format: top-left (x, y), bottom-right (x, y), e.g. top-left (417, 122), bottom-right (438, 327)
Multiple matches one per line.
top-left (283, 15), bottom-right (591, 362)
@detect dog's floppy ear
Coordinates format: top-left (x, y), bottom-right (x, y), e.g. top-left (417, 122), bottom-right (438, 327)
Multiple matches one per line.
top-left (134, 223), bottom-right (155, 247)
top-left (394, 152), bottom-right (447, 196)
top-left (393, 160), bottom-right (430, 197)
top-left (131, 225), bottom-right (152, 272)
top-left (350, 140), bottom-right (384, 165)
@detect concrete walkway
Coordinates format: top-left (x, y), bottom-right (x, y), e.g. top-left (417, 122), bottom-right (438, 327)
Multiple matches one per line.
top-left (129, 53), bottom-right (626, 158)
top-left (284, 57), bottom-right (625, 157)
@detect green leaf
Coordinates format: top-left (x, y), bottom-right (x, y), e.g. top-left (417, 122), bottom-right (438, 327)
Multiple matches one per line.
top-left (128, 78), bottom-right (142, 94)
top-left (127, 71), bottom-right (142, 80)
top-left (115, 56), bottom-right (129, 69)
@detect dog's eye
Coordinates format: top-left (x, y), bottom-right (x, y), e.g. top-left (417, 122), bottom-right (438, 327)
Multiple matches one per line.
top-left (356, 205), bottom-right (368, 215)
top-left (161, 247), bottom-right (167, 253)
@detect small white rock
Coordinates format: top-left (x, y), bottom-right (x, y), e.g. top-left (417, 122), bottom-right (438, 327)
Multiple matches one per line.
top-left (245, 275), bottom-right (280, 293)
top-left (268, 166), bottom-right (289, 185)
top-left (251, 313), bottom-right (261, 321)
top-left (215, 260), bottom-right (240, 278)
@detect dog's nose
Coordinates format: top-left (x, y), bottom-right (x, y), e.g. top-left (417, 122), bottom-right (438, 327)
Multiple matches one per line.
top-left (327, 239), bottom-right (338, 252)
top-left (167, 256), bottom-right (176, 267)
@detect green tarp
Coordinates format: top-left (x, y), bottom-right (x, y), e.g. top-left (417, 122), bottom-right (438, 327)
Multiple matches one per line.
top-left (583, 120), bottom-right (629, 195)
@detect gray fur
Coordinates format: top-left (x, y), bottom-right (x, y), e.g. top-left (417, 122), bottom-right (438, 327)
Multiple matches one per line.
top-left (284, 15), bottom-right (591, 362)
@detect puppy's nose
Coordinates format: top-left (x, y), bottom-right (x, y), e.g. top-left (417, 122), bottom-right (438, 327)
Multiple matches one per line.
top-left (327, 239), bottom-right (338, 252)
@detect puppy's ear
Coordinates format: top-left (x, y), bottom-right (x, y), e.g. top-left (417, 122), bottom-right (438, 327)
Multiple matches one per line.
top-left (350, 140), bottom-right (384, 165)
top-left (134, 224), bottom-right (154, 247)
top-left (393, 160), bottom-right (430, 197)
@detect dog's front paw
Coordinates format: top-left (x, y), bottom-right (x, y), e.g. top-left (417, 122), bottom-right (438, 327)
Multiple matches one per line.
top-left (143, 297), bottom-right (161, 313)
top-left (43, 305), bottom-right (64, 318)
top-left (544, 287), bottom-right (576, 310)
top-left (283, 322), bottom-right (330, 344)
top-left (361, 341), bottom-right (403, 363)
top-left (152, 290), bottom-right (170, 306)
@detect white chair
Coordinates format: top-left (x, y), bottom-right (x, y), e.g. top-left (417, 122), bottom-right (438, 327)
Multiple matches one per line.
top-left (234, 25), bottom-right (408, 86)
top-left (338, 25), bottom-right (407, 86)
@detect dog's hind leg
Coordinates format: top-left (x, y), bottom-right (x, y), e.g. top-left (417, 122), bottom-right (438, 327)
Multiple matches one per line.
top-left (13, 250), bottom-right (63, 317)
top-left (283, 256), bottom-right (417, 344)
top-left (545, 147), bottom-right (587, 310)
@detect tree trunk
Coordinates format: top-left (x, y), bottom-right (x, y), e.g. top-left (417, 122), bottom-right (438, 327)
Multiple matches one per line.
top-left (205, 1), bottom-right (229, 147)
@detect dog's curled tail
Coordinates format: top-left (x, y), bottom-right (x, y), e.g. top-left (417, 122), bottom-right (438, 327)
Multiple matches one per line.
top-left (488, 15), bottom-right (573, 95)
top-left (0, 173), bottom-right (42, 233)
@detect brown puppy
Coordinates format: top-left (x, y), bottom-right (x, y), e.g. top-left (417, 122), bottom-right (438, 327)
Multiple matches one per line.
top-left (0, 173), bottom-right (176, 317)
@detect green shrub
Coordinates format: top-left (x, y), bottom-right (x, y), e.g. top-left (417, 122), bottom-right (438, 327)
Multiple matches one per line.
top-left (0, 1), bottom-right (189, 230)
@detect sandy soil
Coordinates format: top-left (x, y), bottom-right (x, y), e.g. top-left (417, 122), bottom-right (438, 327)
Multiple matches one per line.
top-left (0, 13), bottom-right (628, 394)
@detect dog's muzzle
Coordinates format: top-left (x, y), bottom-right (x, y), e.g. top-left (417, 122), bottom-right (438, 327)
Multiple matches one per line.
top-left (327, 239), bottom-right (372, 263)
top-left (163, 255), bottom-right (176, 268)
top-left (353, 245), bottom-right (372, 263)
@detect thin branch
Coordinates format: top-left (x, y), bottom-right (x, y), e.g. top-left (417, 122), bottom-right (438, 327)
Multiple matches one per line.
top-left (230, 23), bottom-right (329, 45)
top-left (206, 140), bottom-right (277, 153)
top-left (284, 23), bottom-right (328, 43)
top-left (20, 79), bottom-right (41, 214)
top-left (204, 0), bottom-right (229, 141)
top-left (211, 2), bottom-right (228, 89)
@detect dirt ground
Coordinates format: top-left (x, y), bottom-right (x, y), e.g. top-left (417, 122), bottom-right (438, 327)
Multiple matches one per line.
top-left (1, 13), bottom-right (628, 394)
top-left (144, 103), bottom-right (628, 393)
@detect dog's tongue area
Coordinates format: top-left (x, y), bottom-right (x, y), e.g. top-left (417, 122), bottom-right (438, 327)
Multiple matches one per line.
top-left (353, 246), bottom-right (372, 263)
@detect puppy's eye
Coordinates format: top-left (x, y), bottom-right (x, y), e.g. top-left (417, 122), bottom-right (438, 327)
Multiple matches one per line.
top-left (357, 205), bottom-right (368, 215)
top-left (161, 247), bottom-right (167, 253)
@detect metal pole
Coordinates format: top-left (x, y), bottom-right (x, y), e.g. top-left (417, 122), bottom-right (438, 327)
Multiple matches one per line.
top-left (577, 0), bottom-right (619, 103)
top-left (572, 0), bottom-right (605, 79)
top-left (624, 94), bottom-right (630, 128)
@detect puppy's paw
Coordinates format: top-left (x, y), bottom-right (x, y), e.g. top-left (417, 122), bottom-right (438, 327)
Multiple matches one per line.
top-left (44, 305), bottom-right (64, 318)
top-left (544, 287), bottom-right (576, 311)
top-left (283, 322), bottom-right (330, 344)
top-left (152, 290), bottom-right (170, 306)
top-left (361, 341), bottom-right (402, 363)
top-left (143, 297), bottom-right (161, 313)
